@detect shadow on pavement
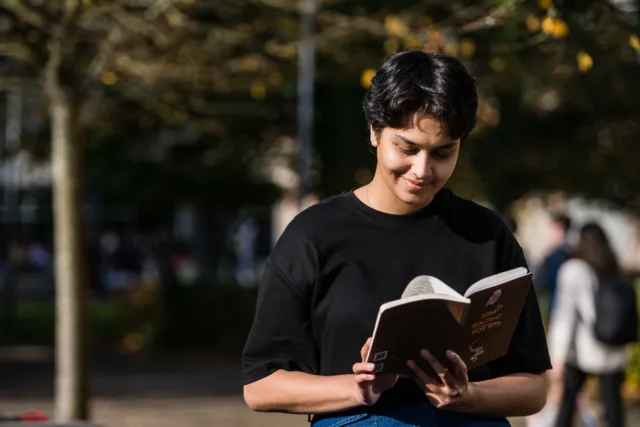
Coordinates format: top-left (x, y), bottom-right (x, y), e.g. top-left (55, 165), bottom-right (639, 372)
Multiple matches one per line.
top-left (0, 347), bottom-right (244, 400)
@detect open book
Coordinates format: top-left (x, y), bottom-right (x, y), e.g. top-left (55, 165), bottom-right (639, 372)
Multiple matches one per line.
top-left (365, 267), bottom-right (532, 377)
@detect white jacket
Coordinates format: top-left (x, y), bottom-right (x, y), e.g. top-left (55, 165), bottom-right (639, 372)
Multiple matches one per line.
top-left (547, 259), bottom-right (628, 373)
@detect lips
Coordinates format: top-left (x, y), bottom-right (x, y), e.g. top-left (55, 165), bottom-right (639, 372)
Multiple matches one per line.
top-left (403, 177), bottom-right (429, 192)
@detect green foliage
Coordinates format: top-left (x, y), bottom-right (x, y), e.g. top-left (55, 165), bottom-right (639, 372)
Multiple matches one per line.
top-left (624, 278), bottom-right (640, 393)
top-left (10, 283), bottom-right (259, 355)
top-left (1, 0), bottom-right (640, 213)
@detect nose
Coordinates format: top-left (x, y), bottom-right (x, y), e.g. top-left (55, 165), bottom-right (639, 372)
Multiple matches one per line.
top-left (410, 151), bottom-right (432, 180)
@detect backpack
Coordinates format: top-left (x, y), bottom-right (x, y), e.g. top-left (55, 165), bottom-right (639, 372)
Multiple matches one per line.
top-left (593, 275), bottom-right (639, 346)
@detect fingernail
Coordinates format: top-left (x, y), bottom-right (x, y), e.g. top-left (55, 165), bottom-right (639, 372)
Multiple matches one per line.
top-left (420, 349), bottom-right (430, 358)
top-left (406, 360), bottom-right (414, 367)
top-left (366, 363), bottom-right (375, 370)
top-left (446, 350), bottom-right (456, 359)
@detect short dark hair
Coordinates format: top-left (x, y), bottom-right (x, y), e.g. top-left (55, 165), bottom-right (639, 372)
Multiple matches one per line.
top-left (552, 213), bottom-right (572, 233)
top-left (363, 50), bottom-right (478, 141)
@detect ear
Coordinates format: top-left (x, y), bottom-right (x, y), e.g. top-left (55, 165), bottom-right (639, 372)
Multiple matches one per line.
top-left (369, 125), bottom-right (379, 148)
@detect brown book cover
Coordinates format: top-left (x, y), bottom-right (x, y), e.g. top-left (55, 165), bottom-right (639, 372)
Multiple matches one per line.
top-left (365, 268), bottom-right (532, 378)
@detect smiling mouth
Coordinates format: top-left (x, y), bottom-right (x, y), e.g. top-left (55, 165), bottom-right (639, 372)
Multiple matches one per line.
top-left (403, 177), bottom-right (428, 188)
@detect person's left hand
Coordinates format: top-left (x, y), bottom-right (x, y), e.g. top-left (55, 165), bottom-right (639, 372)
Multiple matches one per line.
top-left (407, 349), bottom-right (473, 411)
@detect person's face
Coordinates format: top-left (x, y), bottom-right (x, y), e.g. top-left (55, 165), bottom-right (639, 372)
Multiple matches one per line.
top-left (371, 115), bottom-right (460, 210)
top-left (550, 221), bottom-right (567, 244)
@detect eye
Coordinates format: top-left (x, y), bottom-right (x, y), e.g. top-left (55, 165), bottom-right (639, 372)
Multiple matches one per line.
top-left (432, 148), bottom-right (455, 159)
top-left (397, 144), bottom-right (418, 155)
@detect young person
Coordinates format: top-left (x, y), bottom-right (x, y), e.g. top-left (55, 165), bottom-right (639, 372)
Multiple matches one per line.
top-left (548, 223), bottom-right (629, 427)
top-left (242, 50), bottom-right (551, 426)
top-left (536, 214), bottom-right (573, 322)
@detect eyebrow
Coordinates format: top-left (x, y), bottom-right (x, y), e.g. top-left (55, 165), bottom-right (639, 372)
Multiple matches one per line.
top-left (393, 134), bottom-right (458, 149)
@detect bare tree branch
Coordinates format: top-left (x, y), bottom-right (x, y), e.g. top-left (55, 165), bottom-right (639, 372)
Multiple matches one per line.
top-left (459, 3), bottom-right (514, 32)
top-left (108, 5), bottom-right (171, 47)
top-left (143, 0), bottom-right (182, 20)
top-left (0, 0), bottom-right (49, 32)
top-left (64, 0), bottom-right (81, 26)
top-left (85, 26), bottom-right (124, 83)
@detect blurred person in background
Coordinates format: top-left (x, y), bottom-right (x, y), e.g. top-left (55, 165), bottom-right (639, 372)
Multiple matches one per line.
top-left (535, 213), bottom-right (573, 323)
top-left (527, 216), bottom-right (597, 427)
top-left (548, 222), bottom-right (631, 427)
top-left (242, 50), bottom-right (551, 426)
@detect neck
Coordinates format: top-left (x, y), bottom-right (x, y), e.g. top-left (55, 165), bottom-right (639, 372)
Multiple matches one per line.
top-left (367, 174), bottom-right (432, 215)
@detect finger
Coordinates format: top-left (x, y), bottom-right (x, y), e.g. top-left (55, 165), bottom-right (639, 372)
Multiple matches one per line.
top-left (446, 350), bottom-right (468, 380)
top-left (420, 349), bottom-right (454, 385)
top-left (425, 394), bottom-right (441, 408)
top-left (360, 337), bottom-right (372, 362)
top-left (406, 359), bottom-right (440, 392)
top-left (352, 362), bottom-right (376, 375)
top-left (354, 373), bottom-right (376, 384)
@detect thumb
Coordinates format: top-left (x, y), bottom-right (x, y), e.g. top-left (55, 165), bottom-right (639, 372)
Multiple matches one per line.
top-left (361, 337), bottom-right (372, 363)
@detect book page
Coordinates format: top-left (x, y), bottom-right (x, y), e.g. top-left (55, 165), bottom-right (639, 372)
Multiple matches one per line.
top-left (380, 292), bottom-right (469, 312)
top-left (464, 267), bottom-right (528, 297)
top-left (402, 275), bottom-right (463, 299)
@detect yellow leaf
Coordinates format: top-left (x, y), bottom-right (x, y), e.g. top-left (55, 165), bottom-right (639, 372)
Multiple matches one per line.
top-left (101, 71), bottom-right (118, 86)
top-left (251, 82), bottom-right (266, 100)
top-left (82, 0), bottom-right (91, 5)
top-left (489, 58), bottom-right (507, 73)
top-left (538, 0), bottom-right (554, 10)
top-left (526, 15), bottom-right (541, 32)
top-left (384, 15), bottom-right (408, 37)
top-left (541, 17), bottom-right (556, 34)
top-left (630, 34), bottom-right (640, 52)
top-left (460, 38), bottom-right (476, 57)
top-left (360, 68), bottom-right (376, 89)
top-left (577, 51), bottom-right (593, 72)
top-left (551, 19), bottom-right (569, 38)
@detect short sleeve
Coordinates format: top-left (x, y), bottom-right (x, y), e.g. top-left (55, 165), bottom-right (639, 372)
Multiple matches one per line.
top-left (486, 227), bottom-right (552, 377)
top-left (241, 221), bottom-right (319, 385)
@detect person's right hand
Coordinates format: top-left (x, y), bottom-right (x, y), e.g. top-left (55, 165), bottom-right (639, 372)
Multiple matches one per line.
top-left (352, 337), bottom-right (399, 406)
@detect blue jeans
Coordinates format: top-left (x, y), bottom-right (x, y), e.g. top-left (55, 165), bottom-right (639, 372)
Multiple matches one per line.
top-left (311, 402), bottom-right (510, 427)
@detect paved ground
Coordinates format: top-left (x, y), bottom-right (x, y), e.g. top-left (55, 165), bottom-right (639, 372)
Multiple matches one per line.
top-left (0, 351), bottom-right (305, 427)
top-left (0, 350), bottom-right (637, 426)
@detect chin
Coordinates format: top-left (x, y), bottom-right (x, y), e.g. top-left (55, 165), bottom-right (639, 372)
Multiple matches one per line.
top-left (398, 190), bottom-right (433, 206)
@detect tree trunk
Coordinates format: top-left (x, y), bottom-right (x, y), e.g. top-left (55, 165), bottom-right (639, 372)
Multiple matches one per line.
top-left (46, 40), bottom-right (90, 422)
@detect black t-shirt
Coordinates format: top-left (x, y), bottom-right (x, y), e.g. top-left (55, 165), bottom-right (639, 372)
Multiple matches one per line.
top-left (242, 188), bottom-right (551, 409)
